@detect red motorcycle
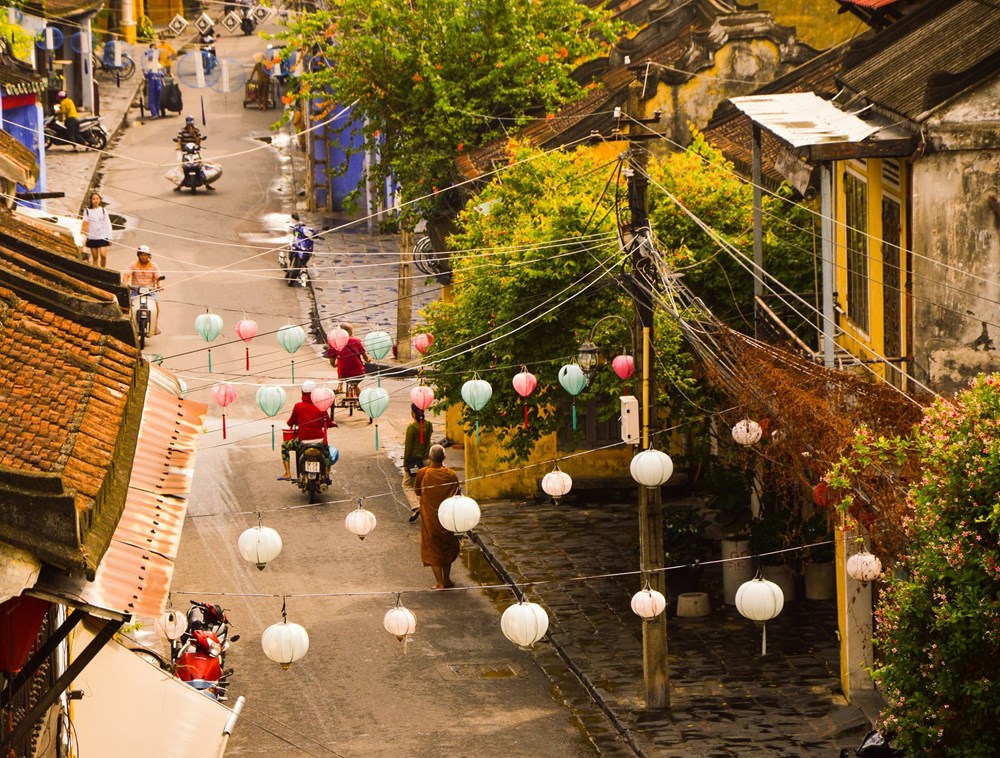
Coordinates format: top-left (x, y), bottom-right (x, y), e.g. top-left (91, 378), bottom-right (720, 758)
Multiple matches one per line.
top-left (172, 601), bottom-right (238, 700)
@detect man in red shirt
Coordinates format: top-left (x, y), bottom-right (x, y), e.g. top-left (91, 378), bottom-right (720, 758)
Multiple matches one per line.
top-left (327, 322), bottom-right (370, 399)
top-left (280, 381), bottom-right (335, 480)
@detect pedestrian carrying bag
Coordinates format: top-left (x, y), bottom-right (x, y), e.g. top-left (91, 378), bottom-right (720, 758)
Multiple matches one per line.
top-left (406, 457), bottom-right (423, 476)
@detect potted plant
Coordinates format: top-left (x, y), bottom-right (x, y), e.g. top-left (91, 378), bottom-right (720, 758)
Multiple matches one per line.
top-left (801, 512), bottom-right (836, 600)
top-left (663, 506), bottom-right (713, 601)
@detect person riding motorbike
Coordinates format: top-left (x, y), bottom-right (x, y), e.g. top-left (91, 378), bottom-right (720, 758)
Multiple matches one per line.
top-left (173, 117), bottom-right (215, 191)
top-left (124, 245), bottom-right (163, 334)
top-left (279, 381), bottom-right (336, 481)
top-left (55, 90), bottom-right (80, 149)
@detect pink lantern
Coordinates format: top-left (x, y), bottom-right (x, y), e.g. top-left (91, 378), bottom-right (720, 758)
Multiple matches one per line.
top-left (311, 386), bottom-right (334, 413)
top-left (212, 382), bottom-right (237, 439)
top-left (410, 385), bottom-right (434, 411)
top-left (327, 327), bottom-right (349, 352)
top-left (512, 368), bottom-right (537, 429)
top-left (236, 318), bottom-right (258, 371)
top-left (612, 354), bottom-right (635, 380)
top-left (413, 333), bottom-right (434, 354)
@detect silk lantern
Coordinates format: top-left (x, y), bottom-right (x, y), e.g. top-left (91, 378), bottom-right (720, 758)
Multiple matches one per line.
top-left (541, 466), bottom-right (572, 502)
top-left (735, 577), bottom-right (784, 655)
top-left (732, 419), bottom-right (763, 446)
top-left (359, 386), bottom-right (390, 449)
top-left (195, 311), bottom-right (224, 371)
top-left (500, 601), bottom-right (548, 649)
top-left (327, 327), bottom-right (349, 351)
top-left (512, 368), bottom-right (537, 429)
top-left (847, 548), bottom-right (882, 583)
top-left (311, 386), bottom-right (335, 412)
top-left (261, 619), bottom-right (309, 670)
top-left (629, 449), bottom-right (673, 488)
top-left (384, 598), bottom-right (417, 654)
top-left (238, 525), bottom-right (283, 570)
top-left (345, 504), bottom-right (377, 540)
top-left (212, 382), bottom-right (237, 439)
top-left (256, 385), bottom-right (286, 417)
top-left (278, 323), bottom-right (307, 382)
top-left (235, 317), bottom-right (258, 370)
top-left (364, 330), bottom-right (392, 360)
top-left (413, 332), bottom-right (434, 355)
top-left (558, 363), bottom-right (587, 430)
top-left (438, 494), bottom-right (480, 533)
top-left (612, 354), bottom-right (635, 380)
top-left (154, 608), bottom-right (188, 640)
top-left (461, 377), bottom-right (492, 443)
top-left (630, 586), bottom-right (667, 620)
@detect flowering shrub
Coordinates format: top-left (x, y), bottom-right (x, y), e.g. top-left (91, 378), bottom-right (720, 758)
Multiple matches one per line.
top-left (872, 375), bottom-right (1000, 756)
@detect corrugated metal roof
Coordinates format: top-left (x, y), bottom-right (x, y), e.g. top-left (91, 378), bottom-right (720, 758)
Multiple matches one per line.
top-left (729, 93), bottom-right (881, 147)
top-left (839, 0), bottom-right (1000, 120)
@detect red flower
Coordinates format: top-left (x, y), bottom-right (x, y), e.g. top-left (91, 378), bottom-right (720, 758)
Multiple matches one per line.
top-left (536, 53), bottom-right (549, 64)
top-left (457, 142), bottom-right (464, 152)
top-left (412, 72), bottom-right (423, 82)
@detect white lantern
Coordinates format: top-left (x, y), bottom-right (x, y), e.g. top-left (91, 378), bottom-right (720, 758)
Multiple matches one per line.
top-left (261, 620), bottom-right (310, 670)
top-left (731, 419), bottom-right (763, 446)
top-left (237, 525), bottom-right (283, 570)
top-left (847, 548), bottom-right (882, 583)
top-left (735, 577), bottom-right (784, 655)
top-left (630, 587), bottom-right (666, 620)
top-left (500, 601), bottom-right (549, 649)
top-left (438, 494), bottom-right (481, 533)
top-left (154, 608), bottom-right (187, 640)
top-left (629, 449), bottom-right (674, 488)
top-left (384, 604), bottom-right (417, 653)
top-left (345, 505), bottom-right (377, 540)
top-left (541, 467), bottom-right (572, 501)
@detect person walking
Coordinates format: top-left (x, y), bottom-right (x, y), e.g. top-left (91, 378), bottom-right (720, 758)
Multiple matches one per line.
top-left (327, 322), bottom-right (369, 399)
top-left (144, 50), bottom-right (165, 118)
top-left (81, 191), bottom-right (112, 266)
top-left (414, 444), bottom-right (460, 590)
top-left (403, 403), bottom-right (433, 520)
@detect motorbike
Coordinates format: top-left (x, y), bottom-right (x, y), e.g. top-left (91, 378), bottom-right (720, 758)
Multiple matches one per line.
top-left (291, 440), bottom-right (338, 504)
top-left (166, 141), bottom-right (223, 193)
top-left (200, 31), bottom-right (218, 75)
top-left (280, 216), bottom-right (316, 287)
top-left (172, 601), bottom-right (239, 701)
top-left (840, 730), bottom-right (905, 758)
top-left (131, 277), bottom-right (163, 349)
top-left (239, 3), bottom-right (256, 35)
top-left (43, 114), bottom-right (108, 151)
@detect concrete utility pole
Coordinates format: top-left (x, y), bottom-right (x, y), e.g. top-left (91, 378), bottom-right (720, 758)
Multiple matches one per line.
top-left (396, 227), bottom-right (414, 361)
top-left (623, 81), bottom-right (669, 710)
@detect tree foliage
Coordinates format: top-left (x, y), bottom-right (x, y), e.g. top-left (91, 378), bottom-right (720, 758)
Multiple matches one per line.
top-left (278, 0), bottom-right (623, 221)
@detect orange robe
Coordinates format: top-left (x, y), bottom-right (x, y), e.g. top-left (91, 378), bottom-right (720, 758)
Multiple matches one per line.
top-left (415, 464), bottom-right (460, 567)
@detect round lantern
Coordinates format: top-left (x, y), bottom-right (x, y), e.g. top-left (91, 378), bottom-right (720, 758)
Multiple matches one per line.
top-left (735, 577), bottom-right (784, 655)
top-left (384, 605), bottom-right (416, 640)
top-left (500, 601), bottom-right (549, 649)
top-left (812, 481), bottom-right (830, 509)
top-left (235, 318), bottom-right (257, 342)
top-left (211, 383), bottom-right (237, 408)
top-left (541, 467), bottom-right (572, 501)
top-left (327, 327), bottom-right (349, 351)
top-left (358, 386), bottom-right (389, 419)
top-left (261, 620), bottom-right (309, 670)
top-left (410, 385), bottom-right (434, 411)
top-left (512, 370), bottom-right (537, 398)
top-left (557, 364), bottom-right (587, 396)
top-left (154, 608), bottom-right (188, 640)
top-left (364, 330), bottom-right (393, 360)
top-left (630, 587), bottom-right (667, 620)
top-left (612, 354), bottom-right (635, 380)
top-left (256, 385), bottom-right (287, 417)
top-left (345, 504), bottom-right (377, 540)
top-left (460, 378), bottom-right (492, 411)
top-left (277, 324), bottom-right (306, 353)
top-left (629, 449), bottom-right (674, 488)
top-left (237, 525), bottom-right (282, 570)
top-left (311, 386), bottom-right (335, 413)
top-left (732, 419), bottom-right (763, 446)
top-left (413, 333), bottom-right (434, 354)
top-left (195, 312), bottom-right (224, 342)
top-left (846, 548), bottom-right (882, 583)
top-left (438, 494), bottom-right (480, 534)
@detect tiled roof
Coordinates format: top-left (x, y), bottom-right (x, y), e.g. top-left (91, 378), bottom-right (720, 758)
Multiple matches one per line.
top-left (839, 0), bottom-right (1000, 121)
top-left (0, 129), bottom-right (39, 189)
top-left (0, 50), bottom-right (47, 98)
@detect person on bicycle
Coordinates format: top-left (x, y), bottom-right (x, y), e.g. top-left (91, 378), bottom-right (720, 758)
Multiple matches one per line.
top-left (280, 381), bottom-right (335, 480)
top-left (327, 323), bottom-right (369, 398)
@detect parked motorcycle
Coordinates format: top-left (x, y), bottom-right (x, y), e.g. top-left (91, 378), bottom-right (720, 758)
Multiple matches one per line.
top-left (291, 440), bottom-right (338, 504)
top-left (840, 730), bottom-right (905, 758)
top-left (43, 114), bottom-right (108, 150)
top-left (166, 141), bottom-right (222, 193)
top-left (280, 216), bottom-right (316, 287)
top-left (131, 277), bottom-right (163, 349)
top-left (173, 600), bottom-right (239, 701)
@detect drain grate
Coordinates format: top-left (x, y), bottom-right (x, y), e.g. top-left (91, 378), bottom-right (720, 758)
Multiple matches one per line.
top-left (441, 663), bottom-right (525, 680)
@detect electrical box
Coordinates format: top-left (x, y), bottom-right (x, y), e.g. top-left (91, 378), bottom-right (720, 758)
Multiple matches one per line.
top-left (620, 395), bottom-right (639, 445)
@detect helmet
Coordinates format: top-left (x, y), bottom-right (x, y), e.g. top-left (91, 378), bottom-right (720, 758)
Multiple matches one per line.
top-left (301, 380), bottom-right (317, 394)
top-left (56, 90), bottom-right (66, 100)
top-left (137, 245), bottom-right (151, 255)
top-left (185, 115), bottom-right (194, 124)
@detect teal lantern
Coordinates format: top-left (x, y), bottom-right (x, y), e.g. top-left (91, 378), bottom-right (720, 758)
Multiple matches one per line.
top-left (461, 377), bottom-right (493, 444)
top-left (359, 386), bottom-right (390, 450)
top-left (195, 311), bottom-right (224, 372)
top-left (256, 385), bottom-right (287, 417)
top-left (364, 330), bottom-right (392, 360)
top-left (277, 324), bottom-right (305, 353)
top-left (558, 363), bottom-right (588, 430)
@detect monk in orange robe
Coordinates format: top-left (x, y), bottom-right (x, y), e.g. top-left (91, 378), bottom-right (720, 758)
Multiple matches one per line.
top-left (414, 444), bottom-right (460, 589)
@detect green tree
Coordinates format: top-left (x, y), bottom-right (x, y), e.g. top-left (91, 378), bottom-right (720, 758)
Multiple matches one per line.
top-left (422, 142), bottom-right (697, 461)
top-left (278, 0), bottom-right (623, 223)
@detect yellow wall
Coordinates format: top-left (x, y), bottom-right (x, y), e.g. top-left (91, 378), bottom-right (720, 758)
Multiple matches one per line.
top-left (754, 0), bottom-right (862, 50)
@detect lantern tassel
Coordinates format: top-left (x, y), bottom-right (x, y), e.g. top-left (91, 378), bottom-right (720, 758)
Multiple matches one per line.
top-left (523, 402), bottom-right (529, 429)
top-left (375, 423), bottom-right (379, 450)
top-left (762, 623), bottom-right (767, 656)
top-left (419, 422), bottom-right (424, 445)
top-left (475, 419), bottom-right (479, 445)
top-left (271, 424), bottom-right (275, 451)
top-left (245, 346), bottom-right (250, 371)
top-left (208, 348), bottom-right (212, 373)
top-left (291, 359), bottom-right (296, 383)
top-left (572, 404), bottom-right (577, 431)
top-left (222, 412), bottom-right (227, 440)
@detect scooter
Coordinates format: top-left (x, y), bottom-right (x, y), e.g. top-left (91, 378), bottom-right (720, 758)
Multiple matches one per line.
top-left (200, 30), bottom-right (218, 75)
top-left (840, 730), bottom-right (905, 758)
top-left (239, 2), bottom-right (256, 35)
top-left (281, 217), bottom-right (316, 287)
top-left (173, 600), bottom-right (239, 700)
top-left (131, 277), bottom-right (163, 349)
top-left (43, 114), bottom-right (109, 150)
top-left (167, 142), bottom-right (223, 193)
top-left (292, 440), bottom-right (338, 504)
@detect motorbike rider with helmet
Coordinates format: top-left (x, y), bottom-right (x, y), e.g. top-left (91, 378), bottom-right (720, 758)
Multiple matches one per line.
top-left (124, 245), bottom-right (163, 333)
top-left (173, 116), bottom-right (215, 191)
top-left (280, 380), bottom-right (336, 481)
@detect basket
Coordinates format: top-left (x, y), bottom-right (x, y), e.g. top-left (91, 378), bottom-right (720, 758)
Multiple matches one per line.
top-left (282, 428), bottom-right (296, 442)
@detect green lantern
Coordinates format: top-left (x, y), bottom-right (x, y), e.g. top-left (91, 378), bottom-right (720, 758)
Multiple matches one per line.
top-left (277, 324), bottom-right (305, 353)
top-left (364, 330), bottom-right (392, 360)
top-left (558, 363), bottom-right (588, 430)
top-left (256, 385), bottom-right (287, 417)
top-left (195, 311), bottom-right (224, 371)
top-left (359, 386), bottom-right (390, 450)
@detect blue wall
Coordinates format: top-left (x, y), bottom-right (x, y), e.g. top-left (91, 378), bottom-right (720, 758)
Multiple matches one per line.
top-left (312, 101), bottom-right (365, 212)
top-left (1, 100), bottom-right (45, 210)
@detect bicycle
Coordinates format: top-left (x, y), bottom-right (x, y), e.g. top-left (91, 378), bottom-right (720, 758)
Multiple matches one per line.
top-left (92, 51), bottom-right (136, 80)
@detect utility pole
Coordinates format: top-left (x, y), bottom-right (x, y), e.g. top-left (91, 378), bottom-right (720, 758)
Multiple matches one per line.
top-left (623, 80), bottom-right (669, 710)
top-left (396, 227), bottom-right (414, 361)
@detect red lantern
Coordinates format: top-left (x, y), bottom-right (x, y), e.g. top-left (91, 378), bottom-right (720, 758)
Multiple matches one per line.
top-left (813, 481), bottom-right (830, 509)
top-left (212, 382), bottom-right (237, 439)
top-left (413, 333), bottom-right (434, 354)
top-left (327, 327), bottom-right (349, 352)
top-left (235, 318), bottom-right (258, 371)
top-left (0, 595), bottom-right (50, 674)
top-left (311, 386), bottom-right (334, 412)
top-left (512, 368), bottom-right (537, 429)
top-left (612, 354), bottom-right (634, 380)
top-left (410, 385), bottom-right (434, 443)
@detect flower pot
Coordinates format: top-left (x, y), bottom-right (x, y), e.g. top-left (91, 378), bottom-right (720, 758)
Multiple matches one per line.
top-left (721, 538), bottom-right (753, 605)
top-left (762, 563), bottom-right (797, 602)
top-left (804, 561), bottom-right (836, 600)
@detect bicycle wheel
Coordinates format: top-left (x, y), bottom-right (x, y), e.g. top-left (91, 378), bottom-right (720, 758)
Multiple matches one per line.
top-left (118, 55), bottom-right (136, 80)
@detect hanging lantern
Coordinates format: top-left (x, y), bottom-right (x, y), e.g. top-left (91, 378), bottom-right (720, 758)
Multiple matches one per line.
top-left (438, 494), bottom-right (480, 534)
top-left (410, 385), bottom-right (434, 411)
top-left (154, 608), bottom-right (188, 640)
top-left (630, 586), bottom-right (667, 620)
top-left (364, 330), bottom-right (393, 360)
top-left (277, 324), bottom-right (306, 353)
top-left (383, 601), bottom-right (417, 654)
top-left (461, 377), bottom-right (492, 443)
top-left (327, 327), bottom-right (349, 351)
top-left (345, 504), bottom-right (377, 540)
top-left (237, 525), bottom-right (283, 570)
top-left (256, 385), bottom-right (287, 417)
top-left (612, 354), bottom-right (635, 380)
top-left (413, 333), bottom-right (434, 355)
top-left (261, 620), bottom-right (309, 670)
top-left (211, 382), bottom-right (237, 439)
top-left (846, 548), bottom-right (882, 583)
top-left (235, 317), bottom-right (258, 371)
top-left (512, 368), bottom-right (537, 429)
top-left (735, 577), bottom-right (784, 655)
top-left (732, 419), bottom-right (763, 446)
top-left (311, 386), bottom-right (335, 413)
top-left (629, 449), bottom-right (674, 488)
top-left (557, 363), bottom-right (587, 430)
top-left (195, 311), bottom-right (224, 371)
top-left (540, 466), bottom-right (572, 501)
top-left (359, 387), bottom-right (389, 418)
top-left (812, 481), bottom-right (830, 509)
top-left (500, 600), bottom-right (549, 649)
